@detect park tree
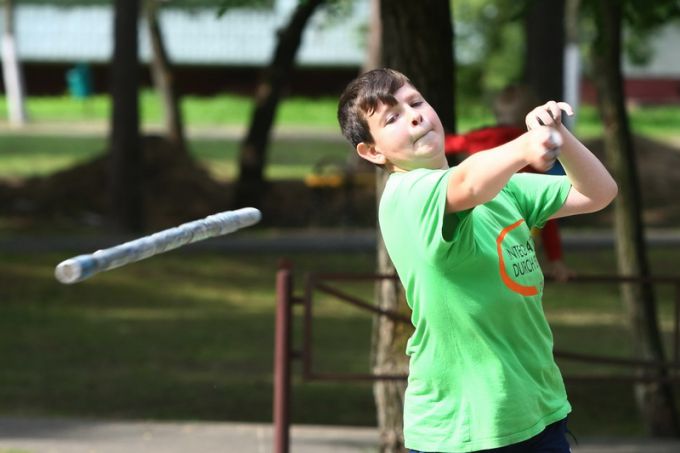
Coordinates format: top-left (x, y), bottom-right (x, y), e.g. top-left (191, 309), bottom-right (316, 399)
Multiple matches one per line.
top-left (165, 0), bottom-right (275, 149)
top-left (563, 0), bottom-right (582, 128)
top-left (523, 0), bottom-right (565, 102)
top-left (144, 0), bottom-right (275, 153)
top-left (234, 0), bottom-right (326, 208)
top-left (145, 0), bottom-right (187, 150)
top-left (145, 0), bottom-right (263, 151)
top-left (1, 0), bottom-right (29, 126)
top-left (587, 0), bottom-right (680, 436)
top-left (361, 0), bottom-right (380, 72)
top-left (373, 2), bottom-right (455, 451)
top-left (110, 0), bottom-right (144, 232)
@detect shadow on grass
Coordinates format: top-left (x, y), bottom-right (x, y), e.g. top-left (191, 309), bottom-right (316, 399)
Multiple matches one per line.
top-left (0, 251), bottom-right (377, 425)
top-left (2, 249), bottom-right (680, 434)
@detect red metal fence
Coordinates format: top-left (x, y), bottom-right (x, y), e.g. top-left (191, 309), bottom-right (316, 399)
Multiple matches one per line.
top-left (273, 263), bottom-right (680, 453)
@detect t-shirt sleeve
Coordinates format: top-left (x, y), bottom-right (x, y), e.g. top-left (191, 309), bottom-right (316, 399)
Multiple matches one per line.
top-left (504, 173), bottom-right (572, 228)
top-left (383, 168), bottom-right (464, 255)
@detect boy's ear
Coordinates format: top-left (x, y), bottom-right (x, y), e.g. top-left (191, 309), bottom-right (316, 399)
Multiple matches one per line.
top-left (356, 142), bottom-right (387, 165)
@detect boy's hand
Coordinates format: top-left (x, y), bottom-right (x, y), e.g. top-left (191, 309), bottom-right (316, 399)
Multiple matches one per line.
top-left (523, 126), bottom-right (562, 172)
top-left (523, 101), bottom-right (574, 172)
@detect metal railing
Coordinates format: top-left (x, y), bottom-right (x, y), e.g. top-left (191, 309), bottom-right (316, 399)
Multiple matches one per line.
top-left (272, 263), bottom-right (680, 453)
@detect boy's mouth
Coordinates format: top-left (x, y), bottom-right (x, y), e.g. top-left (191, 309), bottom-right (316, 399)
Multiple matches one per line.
top-left (413, 129), bottom-right (432, 143)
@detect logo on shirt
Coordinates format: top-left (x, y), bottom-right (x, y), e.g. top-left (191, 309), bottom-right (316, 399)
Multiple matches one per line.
top-left (496, 219), bottom-right (541, 296)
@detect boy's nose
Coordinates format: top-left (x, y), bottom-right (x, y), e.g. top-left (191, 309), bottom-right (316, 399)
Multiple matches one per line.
top-left (410, 111), bottom-right (423, 126)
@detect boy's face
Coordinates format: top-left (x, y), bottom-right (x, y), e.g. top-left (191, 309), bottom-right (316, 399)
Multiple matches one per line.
top-left (357, 83), bottom-right (446, 172)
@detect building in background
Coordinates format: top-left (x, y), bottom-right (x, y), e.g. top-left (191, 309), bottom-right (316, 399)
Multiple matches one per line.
top-left (581, 23), bottom-right (680, 105)
top-left (0, 0), bottom-right (369, 96)
top-left (0, 1), bottom-right (678, 102)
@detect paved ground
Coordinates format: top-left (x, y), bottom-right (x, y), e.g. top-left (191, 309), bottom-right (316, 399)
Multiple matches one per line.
top-left (2, 417), bottom-right (680, 453)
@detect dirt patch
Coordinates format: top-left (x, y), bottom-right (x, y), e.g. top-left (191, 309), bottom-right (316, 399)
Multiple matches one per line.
top-left (0, 135), bottom-right (375, 231)
top-left (0, 134), bottom-right (678, 232)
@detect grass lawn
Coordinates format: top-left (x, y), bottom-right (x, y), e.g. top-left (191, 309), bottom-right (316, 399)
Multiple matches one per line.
top-left (1, 245), bottom-right (680, 436)
top-left (0, 249), bottom-right (378, 425)
top-left (0, 134), bottom-right (354, 182)
top-left (0, 92), bottom-right (497, 131)
top-left (3, 92), bottom-right (680, 136)
top-left (1, 94), bottom-right (679, 183)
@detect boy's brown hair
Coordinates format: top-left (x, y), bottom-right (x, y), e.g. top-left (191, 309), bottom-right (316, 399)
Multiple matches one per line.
top-left (337, 68), bottom-right (412, 148)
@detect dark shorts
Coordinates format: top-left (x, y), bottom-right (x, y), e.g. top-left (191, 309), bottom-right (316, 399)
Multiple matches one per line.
top-left (409, 418), bottom-right (571, 453)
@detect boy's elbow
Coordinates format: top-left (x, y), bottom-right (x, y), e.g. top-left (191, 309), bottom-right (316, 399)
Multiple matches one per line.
top-left (592, 179), bottom-right (618, 212)
top-left (609, 180), bottom-right (618, 201)
top-left (603, 178), bottom-right (618, 207)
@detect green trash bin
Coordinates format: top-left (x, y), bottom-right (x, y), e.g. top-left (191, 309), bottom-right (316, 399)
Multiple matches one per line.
top-left (66, 63), bottom-right (93, 99)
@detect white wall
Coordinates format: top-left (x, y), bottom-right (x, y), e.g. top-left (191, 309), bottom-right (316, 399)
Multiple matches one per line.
top-left (0, 2), bottom-right (369, 67)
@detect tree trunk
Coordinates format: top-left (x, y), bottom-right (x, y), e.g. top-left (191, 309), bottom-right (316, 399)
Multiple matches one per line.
top-left (234, 0), bottom-right (325, 208)
top-left (362, 0), bottom-right (381, 73)
top-left (374, 2), bottom-right (456, 451)
top-left (523, 0), bottom-right (565, 103)
top-left (381, 0), bottom-right (455, 133)
top-left (591, 0), bottom-right (679, 437)
top-left (2, 0), bottom-right (29, 126)
top-left (563, 0), bottom-right (581, 130)
top-left (145, 0), bottom-right (187, 151)
top-left (110, 0), bottom-right (144, 232)
top-left (372, 170), bottom-right (408, 453)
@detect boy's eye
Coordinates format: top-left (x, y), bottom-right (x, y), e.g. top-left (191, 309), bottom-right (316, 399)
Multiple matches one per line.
top-left (411, 100), bottom-right (423, 107)
top-left (385, 114), bottom-right (398, 125)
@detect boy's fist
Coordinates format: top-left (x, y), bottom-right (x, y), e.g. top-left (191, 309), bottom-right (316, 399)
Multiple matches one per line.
top-left (524, 126), bottom-right (562, 172)
top-left (523, 101), bottom-right (574, 172)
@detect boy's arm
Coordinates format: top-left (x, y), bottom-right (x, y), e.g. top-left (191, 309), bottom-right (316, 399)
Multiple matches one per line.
top-left (445, 101), bottom-right (617, 216)
top-left (445, 125), bottom-right (559, 213)
top-left (523, 101), bottom-right (618, 219)
top-left (549, 123), bottom-right (618, 218)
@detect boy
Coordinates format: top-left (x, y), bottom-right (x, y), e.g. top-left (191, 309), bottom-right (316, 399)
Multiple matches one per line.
top-left (337, 68), bottom-right (617, 453)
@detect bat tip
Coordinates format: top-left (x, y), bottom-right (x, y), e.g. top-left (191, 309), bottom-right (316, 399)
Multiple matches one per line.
top-left (55, 259), bottom-right (82, 284)
top-left (238, 207), bottom-right (263, 224)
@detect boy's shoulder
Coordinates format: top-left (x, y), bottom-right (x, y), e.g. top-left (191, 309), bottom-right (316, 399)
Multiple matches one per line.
top-left (385, 167), bottom-right (450, 197)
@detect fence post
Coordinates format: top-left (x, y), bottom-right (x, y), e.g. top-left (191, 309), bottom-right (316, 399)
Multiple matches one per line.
top-left (273, 261), bottom-right (293, 453)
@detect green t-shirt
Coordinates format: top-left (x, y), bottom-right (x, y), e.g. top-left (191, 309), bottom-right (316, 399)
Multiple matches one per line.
top-left (379, 169), bottom-right (573, 452)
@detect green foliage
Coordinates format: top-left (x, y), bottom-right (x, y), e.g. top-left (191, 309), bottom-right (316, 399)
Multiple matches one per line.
top-left (622, 0), bottom-right (680, 66)
top-left (453, 0), bottom-right (526, 99)
top-left (454, 0), bottom-right (680, 98)
top-left (214, 0), bottom-right (273, 16)
top-left (622, 0), bottom-right (680, 31)
top-left (624, 28), bottom-right (657, 66)
top-left (581, 0), bottom-right (680, 66)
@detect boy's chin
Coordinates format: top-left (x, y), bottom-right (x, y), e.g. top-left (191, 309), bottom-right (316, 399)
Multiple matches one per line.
top-left (415, 136), bottom-right (444, 153)
top-left (414, 144), bottom-right (445, 159)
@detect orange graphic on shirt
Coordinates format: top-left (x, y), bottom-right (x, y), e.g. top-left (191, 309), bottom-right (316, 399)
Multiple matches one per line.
top-left (496, 219), bottom-right (539, 296)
